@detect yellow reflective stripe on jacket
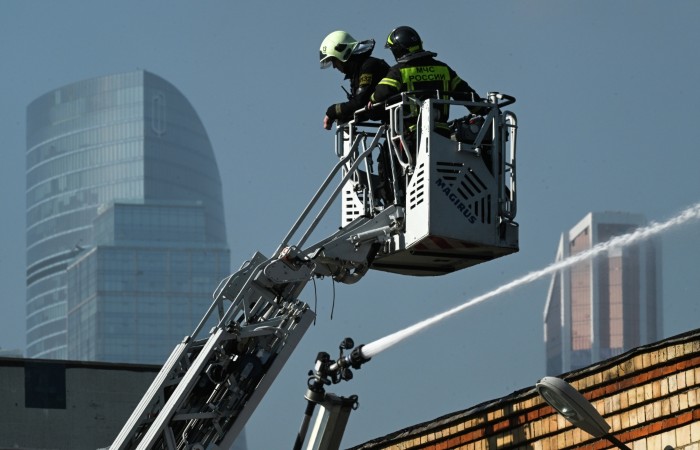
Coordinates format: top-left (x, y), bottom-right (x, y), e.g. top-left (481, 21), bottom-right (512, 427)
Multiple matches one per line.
top-left (372, 77), bottom-right (400, 102)
top-left (450, 76), bottom-right (463, 91)
top-left (377, 77), bottom-right (401, 89)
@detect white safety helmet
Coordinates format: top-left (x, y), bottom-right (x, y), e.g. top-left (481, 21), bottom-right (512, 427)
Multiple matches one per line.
top-left (319, 31), bottom-right (359, 69)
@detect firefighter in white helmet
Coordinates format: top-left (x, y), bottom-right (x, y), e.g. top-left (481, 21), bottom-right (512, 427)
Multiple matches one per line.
top-left (319, 30), bottom-right (389, 129)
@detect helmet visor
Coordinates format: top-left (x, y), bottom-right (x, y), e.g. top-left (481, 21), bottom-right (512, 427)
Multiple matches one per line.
top-left (320, 52), bottom-right (333, 69)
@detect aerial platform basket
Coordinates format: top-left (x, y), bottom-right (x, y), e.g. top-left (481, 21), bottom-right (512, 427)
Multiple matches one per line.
top-left (337, 92), bottom-right (519, 276)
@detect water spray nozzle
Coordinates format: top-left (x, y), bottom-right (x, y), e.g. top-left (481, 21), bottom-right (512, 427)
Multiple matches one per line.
top-left (305, 338), bottom-right (371, 400)
top-left (330, 343), bottom-right (371, 373)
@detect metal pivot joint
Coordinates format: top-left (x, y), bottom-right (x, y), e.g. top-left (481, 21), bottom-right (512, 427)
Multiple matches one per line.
top-left (294, 338), bottom-right (369, 450)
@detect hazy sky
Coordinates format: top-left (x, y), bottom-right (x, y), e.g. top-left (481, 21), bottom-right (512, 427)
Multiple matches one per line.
top-left (2, 2), bottom-right (700, 449)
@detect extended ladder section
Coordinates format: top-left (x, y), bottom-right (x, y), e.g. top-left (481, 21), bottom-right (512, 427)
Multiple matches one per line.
top-left (108, 250), bottom-right (315, 450)
top-left (108, 156), bottom-right (406, 450)
top-left (108, 92), bottom-right (518, 450)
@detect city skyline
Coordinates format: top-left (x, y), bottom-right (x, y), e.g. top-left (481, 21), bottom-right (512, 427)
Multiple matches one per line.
top-left (2, 3), bottom-right (700, 449)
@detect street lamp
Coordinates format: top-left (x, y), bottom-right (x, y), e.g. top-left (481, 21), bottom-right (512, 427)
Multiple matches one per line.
top-left (535, 376), bottom-right (632, 450)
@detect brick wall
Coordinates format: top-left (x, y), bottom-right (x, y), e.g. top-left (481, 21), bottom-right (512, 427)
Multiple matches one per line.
top-left (351, 329), bottom-right (700, 450)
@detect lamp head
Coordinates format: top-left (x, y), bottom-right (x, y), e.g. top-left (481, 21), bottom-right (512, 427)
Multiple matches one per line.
top-left (536, 376), bottom-right (611, 438)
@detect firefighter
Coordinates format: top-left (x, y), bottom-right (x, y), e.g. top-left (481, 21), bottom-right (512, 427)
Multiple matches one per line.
top-left (320, 30), bottom-right (390, 130)
top-left (370, 26), bottom-right (486, 158)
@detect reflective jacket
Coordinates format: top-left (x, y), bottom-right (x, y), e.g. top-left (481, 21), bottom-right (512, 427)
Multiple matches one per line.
top-left (371, 51), bottom-right (483, 132)
top-left (326, 54), bottom-right (390, 123)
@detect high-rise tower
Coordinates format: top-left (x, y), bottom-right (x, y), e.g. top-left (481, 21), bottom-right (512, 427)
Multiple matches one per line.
top-left (544, 212), bottom-right (662, 374)
top-left (25, 70), bottom-right (230, 362)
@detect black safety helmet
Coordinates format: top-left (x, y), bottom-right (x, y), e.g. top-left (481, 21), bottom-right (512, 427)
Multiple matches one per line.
top-left (385, 26), bottom-right (423, 60)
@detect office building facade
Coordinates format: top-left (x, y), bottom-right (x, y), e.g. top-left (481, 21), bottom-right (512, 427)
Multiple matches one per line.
top-left (25, 70), bottom-right (230, 362)
top-left (543, 212), bottom-right (662, 374)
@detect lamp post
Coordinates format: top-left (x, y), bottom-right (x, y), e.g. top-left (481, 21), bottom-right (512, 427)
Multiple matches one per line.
top-left (535, 376), bottom-right (632, 450)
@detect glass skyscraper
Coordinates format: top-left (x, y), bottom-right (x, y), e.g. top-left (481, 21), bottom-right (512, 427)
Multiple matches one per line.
top-left (25, 70), bottom-right (230, 363)
top-left (543, 212), bottom-right (662, 374)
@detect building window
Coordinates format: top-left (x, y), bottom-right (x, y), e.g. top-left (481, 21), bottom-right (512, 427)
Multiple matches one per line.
top-left (24, 362), bottom-right (66, 409)
top-left (151, 92), bottom-right (167, 136)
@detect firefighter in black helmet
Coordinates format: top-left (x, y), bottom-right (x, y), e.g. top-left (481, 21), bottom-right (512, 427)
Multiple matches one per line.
top-left (320, 31), bottom-right (390, 130)
top-left (371, 26), bottom-right (486, 156)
